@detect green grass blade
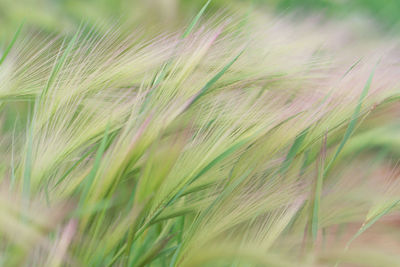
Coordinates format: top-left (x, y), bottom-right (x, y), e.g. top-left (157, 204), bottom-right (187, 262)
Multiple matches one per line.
top-left (79, 124), bottom-right (109, 207)
top-left (42, 30), bottom-right (79, 99)
top-left (134, 136), bottom-right (250, 242)
top-left (52, 145), bottom-right (97, 189)
top-left (184, 49), bottom-right (244, 111)
top-left (170, 138), bottom-right (246, 202)
top-left (136, 236), bottom-right (172, 267)
top-left (71, 198), bottom-right (115, 218)
top-left (10, 118), bottom-right (18, 190)
top-left (105, 244), bottom-right (126, 267)
top-left (0, 22), bottom-right (23, 66)
top-left (346, 200), bottom-right (400, 249)
top-left (168, 244), bottom-right (182, 267)
top-left (325, 64), bottom-right (377, 174)
top-left (182, 0), bottom-right (211, 38)
top-left (200, 168), bottom-right (252, 222)
top-left (23, 104), bottom-right (35, 199)
top-left (311, 133), bottom-right (327, 241)
top-left (334, 200), bottom-right (400, 267)
top-left (342, 58), bottom-right (362, 78)
top-left (140, 63), bottom-right (168, 113)
top-left (280, 128), bottom-right (309, 174)
top-left (23, 127), bottom-right (33, 198)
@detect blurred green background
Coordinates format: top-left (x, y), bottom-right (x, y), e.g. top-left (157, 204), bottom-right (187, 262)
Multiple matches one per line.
top-left (0, 0), bottom-right (399, 39)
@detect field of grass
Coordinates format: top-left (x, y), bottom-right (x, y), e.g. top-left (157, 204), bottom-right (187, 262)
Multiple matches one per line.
top-left (0, 0), bottom-right (400, 266)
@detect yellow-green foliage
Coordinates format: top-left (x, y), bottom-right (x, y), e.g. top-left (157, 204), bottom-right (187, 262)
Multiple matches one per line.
top-left (0, 3), bottom-right (400, 267)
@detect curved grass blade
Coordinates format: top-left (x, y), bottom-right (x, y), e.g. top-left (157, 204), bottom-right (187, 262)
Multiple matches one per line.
top-left (52, 145), bottom-right (97, 189)
top-left (134, 135), bottom-right (251, 242)
top-left (169, 244), bottom-right (182, 267)
top-left (334, 200), bottom-right (400, 267)
top-left (280, 128), bottom-right (309, 174)
top-left (79, 124), bottom-right (110, 207)
top-left (325, 64), bottom-right (377, 174)
top-left (41, 29), bottom-right (80, 100)
top-left (342, 58), bottom-right (362, 78)
top-left (347, 200), bottom-right (400, 250)
top-left (199, 168), bottom-right (253, 222)
top-left (182, 0), bottom-right (211, 38)
top-left (183, 48), bottom-right (244, 111)
top-left (0, 22), bottom-right (24, 66)
top-left (136, 236), bottom-right (173, 267)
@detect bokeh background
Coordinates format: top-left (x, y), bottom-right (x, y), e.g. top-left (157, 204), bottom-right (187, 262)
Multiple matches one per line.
top-left (1, 0), bottom-right (400, 39)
